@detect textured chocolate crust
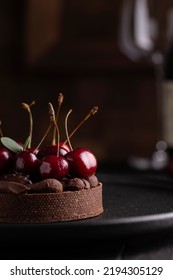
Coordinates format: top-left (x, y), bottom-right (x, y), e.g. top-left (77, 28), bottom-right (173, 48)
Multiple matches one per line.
top-left (0, 183), bottom-right (103, 223)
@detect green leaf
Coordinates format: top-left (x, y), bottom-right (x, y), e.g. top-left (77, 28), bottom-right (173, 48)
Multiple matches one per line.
top-left (0, 137), bottom-right (23, 153)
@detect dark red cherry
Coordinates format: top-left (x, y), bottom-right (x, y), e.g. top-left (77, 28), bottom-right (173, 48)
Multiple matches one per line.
top-left (65, 147), bottom-right (97, 179)
top-left (39, 155), bottom-right (69, 180)
top-left (13, 150), bottom-right (40, 175)
top-left (0, 148), bottom-right (13, 173)
top-left (37, 144), bottom-right (69, 159)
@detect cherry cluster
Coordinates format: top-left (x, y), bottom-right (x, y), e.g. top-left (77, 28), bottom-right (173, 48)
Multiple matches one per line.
top-left (0, 94), bottom-right (98, 183)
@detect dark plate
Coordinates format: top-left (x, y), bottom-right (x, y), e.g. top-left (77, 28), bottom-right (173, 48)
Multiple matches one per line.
top-left (1, 172), bottom-right (173, 241)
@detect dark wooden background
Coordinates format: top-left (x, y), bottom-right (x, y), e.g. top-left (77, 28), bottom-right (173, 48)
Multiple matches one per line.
top-left (1, 0), bottom-right (171, 167)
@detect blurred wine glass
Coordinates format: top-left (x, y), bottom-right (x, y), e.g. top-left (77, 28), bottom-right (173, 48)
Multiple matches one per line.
top-left (118, 0), bottom-right (173, 63)
top-left (118, 0), bottom-right (173, 170)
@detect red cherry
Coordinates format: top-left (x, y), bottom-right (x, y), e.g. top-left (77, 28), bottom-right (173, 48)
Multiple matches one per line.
top-left (0, 148), bottom-right (13, 173)
top-left (39, 155), bottom-right (69, 180)
top-left (37, 144), bottom-right (69, 159)
top-left (65, 147), bottom-right (97, 179)
top-left (13, 150), bottom-right (40, 175)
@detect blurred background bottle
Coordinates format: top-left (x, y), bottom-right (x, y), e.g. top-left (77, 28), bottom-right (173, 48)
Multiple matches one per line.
top-left (163, 36), bottom-right (173, 159)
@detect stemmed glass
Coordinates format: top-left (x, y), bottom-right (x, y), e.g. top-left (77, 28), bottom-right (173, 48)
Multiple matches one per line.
top-left (118, 0), bottom-right (173, 170)
top-left (118, 0), bottom-right (173, 61)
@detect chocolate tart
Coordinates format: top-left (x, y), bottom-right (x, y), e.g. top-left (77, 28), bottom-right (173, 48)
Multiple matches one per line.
top-left (0, 97), bottom-right (103, 223)
top-left (0, 177), bottom-right (103, 223)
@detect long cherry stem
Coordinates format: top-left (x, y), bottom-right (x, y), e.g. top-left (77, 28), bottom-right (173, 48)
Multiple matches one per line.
top-left (49, 102), bottom-right (60, 156)
top-left (63, 106), bottom-right (98, 145)
top-left (34, 103), bottom-right (55, 153)
top-left (52, 93), bottom-right (64, 145)
top-left (34, 123), bottom-right (53, 152)
top-left (65, 109), bottom-right (73, 151)
top-left (21, 101), bottom-right (35, 148)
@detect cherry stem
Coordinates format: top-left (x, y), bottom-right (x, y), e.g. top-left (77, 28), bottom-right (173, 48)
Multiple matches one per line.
top-left (0, 121), bottom-right (3, 137)
top-left (52, 93), bottom-right (64, 145)
top-left (34, 124), bottom-right (53, 153)
top-left (34, 103), bottom-right (57, 153)
top-left (49, 102), bottom-right (60, 156)
top-left (21, 101), bottom-right (35, 148)
top-left (63, 106), bottom-right (98, 145)
top-left (65, 109), bottom-right (73, 151)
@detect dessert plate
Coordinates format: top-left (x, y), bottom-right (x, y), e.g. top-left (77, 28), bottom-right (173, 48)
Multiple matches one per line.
top-left (1, 172), bottom-right (173, 240)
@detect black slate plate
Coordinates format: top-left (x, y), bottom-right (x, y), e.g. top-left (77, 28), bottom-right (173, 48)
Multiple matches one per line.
top-left (1, 172), bottom-right (173, 241)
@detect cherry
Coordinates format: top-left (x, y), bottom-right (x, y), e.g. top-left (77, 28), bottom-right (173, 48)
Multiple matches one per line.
top-left (37, 143), bottom-right (69, 159)
top-left (0, 148), bottom-right (13, 173)
top-left (13, 150), bottom-right (40, 176)
top-left (65, 147), bottom-right (97, 179)
top-left (39, 155), bottom-right (69, 180)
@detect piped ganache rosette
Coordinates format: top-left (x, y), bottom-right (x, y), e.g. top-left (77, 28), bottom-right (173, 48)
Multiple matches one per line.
top-left (0, 95), bottom-right (103, 223)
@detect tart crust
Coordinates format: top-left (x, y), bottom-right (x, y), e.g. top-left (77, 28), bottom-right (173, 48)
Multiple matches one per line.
top-left (0, 183), bottom-right (103, 223)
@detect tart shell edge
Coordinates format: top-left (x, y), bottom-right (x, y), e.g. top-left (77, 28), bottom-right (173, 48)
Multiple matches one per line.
top-left (0, 183), bottom-right (103, 223)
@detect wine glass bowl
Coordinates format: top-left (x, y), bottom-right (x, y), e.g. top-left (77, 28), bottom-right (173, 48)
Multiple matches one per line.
top-left (118, 0), bottom-right (173, 64)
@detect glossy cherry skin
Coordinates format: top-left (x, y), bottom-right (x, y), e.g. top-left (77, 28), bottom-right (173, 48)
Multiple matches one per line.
top-left (65, 147), bottom-right (97, 179)
top-left (37, 144), bottom-right (69, 159)
top-left (59, 142), bottom-right (71, 152)
top-left (13, 150), bottom-right (40, 176)
top-left (39, 155), bottom-right (69, 180)
top-left (0, 148), bottom-right (13, 173)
